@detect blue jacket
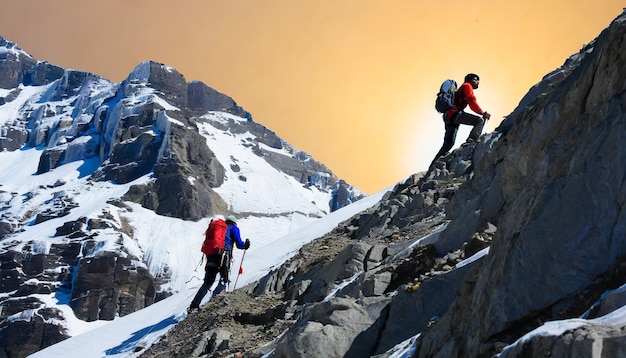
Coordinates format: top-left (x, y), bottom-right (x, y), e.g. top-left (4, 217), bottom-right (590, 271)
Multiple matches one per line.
top-left (224, 224), bottom-right (246, 252)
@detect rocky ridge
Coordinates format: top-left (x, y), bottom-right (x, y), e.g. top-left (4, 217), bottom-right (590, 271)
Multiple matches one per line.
top-left (138, 10), bottom-right (626, 358)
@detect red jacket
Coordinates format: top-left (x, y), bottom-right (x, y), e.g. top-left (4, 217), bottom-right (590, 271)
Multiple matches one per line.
top-left (446, 82), bottom-right (485, 121)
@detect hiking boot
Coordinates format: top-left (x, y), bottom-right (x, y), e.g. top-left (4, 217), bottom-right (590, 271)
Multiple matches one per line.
top-left (188, 305), bottom-right (200, 313)
top-left (461, 138), bottom-right (476, 148)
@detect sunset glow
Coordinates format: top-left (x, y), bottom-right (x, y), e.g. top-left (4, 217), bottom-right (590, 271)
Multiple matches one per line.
top-left (0, 1), bottom-right (621, 193)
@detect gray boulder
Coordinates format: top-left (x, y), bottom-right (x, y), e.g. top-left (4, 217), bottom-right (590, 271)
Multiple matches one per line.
top-left (374, 262), bottom-right (476, 354)
top-left (273, 296), bottom-right (392, 358)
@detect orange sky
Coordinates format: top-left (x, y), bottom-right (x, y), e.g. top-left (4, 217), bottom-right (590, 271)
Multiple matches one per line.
top-left (0, 1), bottom-right (622, 194)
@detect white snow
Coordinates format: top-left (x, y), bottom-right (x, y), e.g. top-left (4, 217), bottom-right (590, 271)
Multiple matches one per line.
top-left (498, 303), bottom-right (626, 356)
top-left (198, 112), bottom-right (330, 217)
top-left (258, 142), bottom-right (290, 156)
top-left (455, 247), bottom-right (490, 269)
top-left (21, 156), bottom-right (389, 357)
top-left (0, 83), bottom-right (52, 126)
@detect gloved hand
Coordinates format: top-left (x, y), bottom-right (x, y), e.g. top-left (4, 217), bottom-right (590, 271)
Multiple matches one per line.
top-left (244, 239), bottom-right (251, 250)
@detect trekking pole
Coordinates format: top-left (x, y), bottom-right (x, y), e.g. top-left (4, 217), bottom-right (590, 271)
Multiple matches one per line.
top-left (186, 253), bottom-right (206, 284)
top-left (232, 249), bottom-right (247, 290)
top-left (226, 253), bottom-right (234, 292)
top-left (194, 254), bottom-right (204, 272)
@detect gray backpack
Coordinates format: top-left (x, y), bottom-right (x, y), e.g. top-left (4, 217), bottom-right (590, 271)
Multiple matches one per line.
top-left (435, 79), bottom-right (457, 113)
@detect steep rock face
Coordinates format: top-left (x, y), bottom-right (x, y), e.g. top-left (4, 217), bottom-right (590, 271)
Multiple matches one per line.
top-left (122, 119), bottom-right (228, 220)
top-left (0, 305), bottom-right (69, 358)
top-left (0, 36), bottom-right (66, 89)
top-left (78, 62), bottom-right (229, 219)
top-left (70, 253), bottom-right (156, 321)
top-left (187, 80), bottom-right (251, 119)
top-left (143, 61), bottom-right (188, 108)
top-left (0, 37), bottom-right (103, 153)
top-left (414, 12), bottom-right (626, 358)
top-left (0, 207), bottom-right (159, 355)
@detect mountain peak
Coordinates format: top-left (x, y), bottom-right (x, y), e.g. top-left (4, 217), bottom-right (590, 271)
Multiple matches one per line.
top-left (129, 61), bottom-right (180, 83)
top-left (0, 35), bottom-right (364, 356)
top-left (0, 35), bottom-right (29, 57)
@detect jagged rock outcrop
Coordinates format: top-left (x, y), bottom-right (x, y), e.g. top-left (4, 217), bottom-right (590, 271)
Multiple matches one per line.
top-left (0, 37), bottom-right (104, 154)
top-left (0, 211), bottom-right (158, 355)
top-left (85, 64), bottom-right (230, 219)
top-left (70, 253), bottom-right (156, 321)
top-left (0, 304), bottom-right (69, 358)
top-left (413, 11), bottom-right (626, 358)
top-left (0, 36), bottom-right (63, 89)
top-left (187, 80), bottom-right (251, 119)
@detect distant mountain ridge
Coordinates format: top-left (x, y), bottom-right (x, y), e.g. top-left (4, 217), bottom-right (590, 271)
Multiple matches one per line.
top-left (0, 35), bottom-right (364, 356)
top-left (0, 36), bottom-right (363, 219)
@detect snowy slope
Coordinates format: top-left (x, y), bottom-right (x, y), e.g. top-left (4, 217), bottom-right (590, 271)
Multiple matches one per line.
top-left (28, 178), bottom-right (389, 358)
top-left (199, 111), bottom-right (330, 217)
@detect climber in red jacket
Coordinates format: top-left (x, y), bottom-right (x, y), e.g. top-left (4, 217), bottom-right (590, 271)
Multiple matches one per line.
top-left (431, 73), bottom-right (491, 166)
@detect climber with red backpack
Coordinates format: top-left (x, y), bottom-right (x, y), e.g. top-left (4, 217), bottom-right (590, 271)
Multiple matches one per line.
top-left (189, 215), bottom-right (250, 311)
top-left (431, 73), bottom-right (491, 167)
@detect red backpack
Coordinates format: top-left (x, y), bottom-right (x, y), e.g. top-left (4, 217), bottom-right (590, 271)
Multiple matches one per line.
top-left (201, 219), bottom-right (228, 256)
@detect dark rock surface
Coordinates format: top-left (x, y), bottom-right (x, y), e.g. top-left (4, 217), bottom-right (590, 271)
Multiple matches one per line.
top-left (413, 12), bottom-right (626, 358)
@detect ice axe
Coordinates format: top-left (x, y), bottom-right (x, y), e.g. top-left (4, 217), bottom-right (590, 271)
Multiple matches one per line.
top-left (232, 249), bottom-right (247, 290)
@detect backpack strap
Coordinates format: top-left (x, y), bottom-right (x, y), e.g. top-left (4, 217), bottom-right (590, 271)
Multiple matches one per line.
top-left (453, 84), bottom-right (468, 108)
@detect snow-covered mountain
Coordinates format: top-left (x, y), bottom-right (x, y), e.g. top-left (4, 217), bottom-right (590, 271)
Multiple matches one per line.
top-left (4, 9), bottom-right (626, 358)
top-left (0, 35), bottom-right (364, 357)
